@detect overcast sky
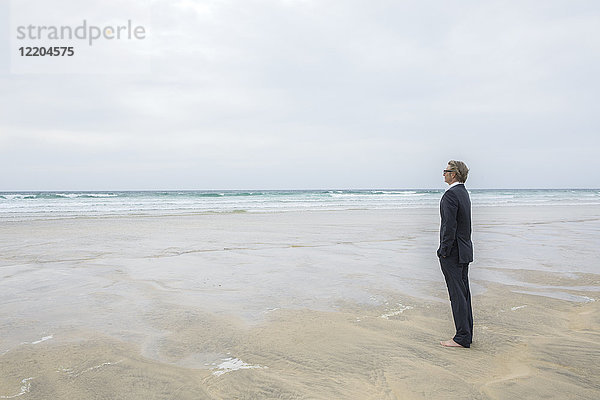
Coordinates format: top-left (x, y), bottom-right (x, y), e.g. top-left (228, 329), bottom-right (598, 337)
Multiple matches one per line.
top-left (1, 0), bottom-right (599, 190)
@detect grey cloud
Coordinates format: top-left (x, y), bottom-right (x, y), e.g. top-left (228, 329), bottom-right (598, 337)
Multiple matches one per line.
top-left (1, 0), bottom-right (599, 189)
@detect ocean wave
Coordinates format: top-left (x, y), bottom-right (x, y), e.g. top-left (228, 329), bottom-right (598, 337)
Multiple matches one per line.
top-left (79, 193), bottom-right (118, 198)
top-left (324, 190), bottom-right (429, 196)
top-left (325, 190), bottom-right (364, 195)
top-left (55, 193), bottom-right (119, 199)
top-left (136, 191), bottom-right (272, 198)
top-left (0, 193), bottom-right (120, 200)
top-left (1, 190), bottom-right (598, 220)
top-left (369, 190), bottom-right (418, 195)
top-left (0, 194), bottom-right (37, 200)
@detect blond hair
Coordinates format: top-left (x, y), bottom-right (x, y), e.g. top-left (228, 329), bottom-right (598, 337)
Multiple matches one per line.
top-left (448, 160), bottom-right (469, 183)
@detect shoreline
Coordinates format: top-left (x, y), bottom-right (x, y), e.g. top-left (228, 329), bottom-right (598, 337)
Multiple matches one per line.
top-left (1, 201), bottom-right (600, 223)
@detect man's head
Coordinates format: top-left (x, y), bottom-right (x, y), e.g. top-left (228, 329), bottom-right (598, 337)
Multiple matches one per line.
top-left (443, 160), bottom-right (469, 185)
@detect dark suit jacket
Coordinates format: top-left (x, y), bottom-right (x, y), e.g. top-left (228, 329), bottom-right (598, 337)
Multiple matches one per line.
top-left (437, 184), bottom-right (474, 264)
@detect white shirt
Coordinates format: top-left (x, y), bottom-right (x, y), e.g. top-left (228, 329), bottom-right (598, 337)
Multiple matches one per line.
top-left (445, 182), bottom-right (462, 191)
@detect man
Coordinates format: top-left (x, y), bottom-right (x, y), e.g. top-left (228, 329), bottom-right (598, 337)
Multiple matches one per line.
top-left (437, 160), bottom-right (473, 348)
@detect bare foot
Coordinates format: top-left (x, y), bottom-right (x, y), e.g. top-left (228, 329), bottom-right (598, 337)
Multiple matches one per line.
top-left (440, 339), bottom-right (465, 348)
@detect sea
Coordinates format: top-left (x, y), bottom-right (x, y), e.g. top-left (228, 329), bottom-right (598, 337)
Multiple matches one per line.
top-left (1, 189), bottom-right (599, 221)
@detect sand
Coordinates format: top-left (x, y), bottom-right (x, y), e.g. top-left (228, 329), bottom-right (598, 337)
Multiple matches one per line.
top-left (1, 206), bottom-right (599, 399)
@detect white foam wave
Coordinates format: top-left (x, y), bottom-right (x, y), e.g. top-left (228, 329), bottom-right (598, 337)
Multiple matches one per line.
top-left (263, 307), bottom-right (280, 313)
top-left (21, 335), bottom-right (53, 345)
top-left (0, 194), bottom-right (36, 200)
top-left (58, 360), bottom-right (123, 378)
top-left (0, 377), bottom-right (33, 399)
top-left (30, 335), bottom-right (53, 344)
top-left (212, 357), bottom-right (265, 376)
top-left (370, 191), bottom-right (420, 195)
top-left (83, 193), bottom-right (118, 197)
top-left (55, 193), bottom-right (117, 198)
top-left (379, 304), bottom-right (413, 319)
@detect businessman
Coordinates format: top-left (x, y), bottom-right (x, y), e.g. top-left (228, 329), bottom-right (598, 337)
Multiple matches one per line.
top-left (437, 160), bottom-right (473, 348)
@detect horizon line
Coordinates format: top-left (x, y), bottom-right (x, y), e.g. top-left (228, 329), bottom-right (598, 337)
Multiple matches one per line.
top-left (1, 188), bottom-right (599, 192)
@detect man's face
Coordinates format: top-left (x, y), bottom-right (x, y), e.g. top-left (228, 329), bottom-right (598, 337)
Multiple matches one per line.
top-left (443, 165), bottom-right (456, 185)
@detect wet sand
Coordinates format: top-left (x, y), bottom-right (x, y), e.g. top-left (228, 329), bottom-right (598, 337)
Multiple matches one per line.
top-left (1, 206), bottom-right (599, 399)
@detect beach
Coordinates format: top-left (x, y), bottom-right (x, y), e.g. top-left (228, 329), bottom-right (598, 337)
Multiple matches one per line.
top-left (1, 205), bottom-right (599, 399)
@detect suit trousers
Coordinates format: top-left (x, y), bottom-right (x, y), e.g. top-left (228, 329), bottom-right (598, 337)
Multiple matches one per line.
top-left (439, 254), bottom-right (473, 347)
